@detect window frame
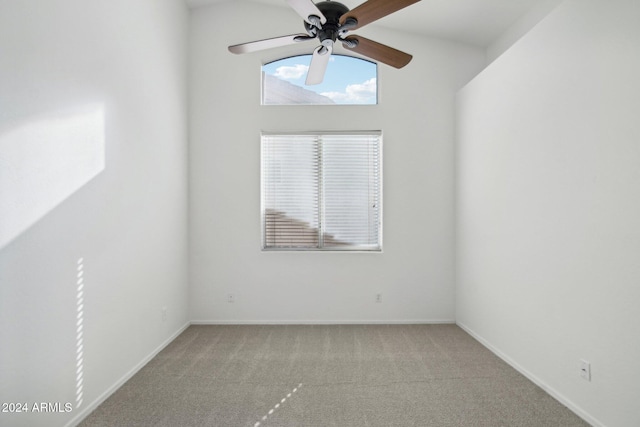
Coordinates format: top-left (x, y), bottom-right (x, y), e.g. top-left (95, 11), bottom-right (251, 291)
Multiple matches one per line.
top-left (261, 131), bottom-right (383, 252)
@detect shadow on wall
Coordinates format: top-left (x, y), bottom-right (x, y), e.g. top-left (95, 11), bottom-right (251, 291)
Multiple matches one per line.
top-left (0, 104), bottom-right (106, 249)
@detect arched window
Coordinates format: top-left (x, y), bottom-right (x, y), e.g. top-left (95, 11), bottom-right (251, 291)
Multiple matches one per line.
top-left (262, 55), bottom-right (377, 105)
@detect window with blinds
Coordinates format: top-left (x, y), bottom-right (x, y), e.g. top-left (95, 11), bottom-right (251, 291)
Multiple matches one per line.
top-left (261, 132), bottom-right (382, 251)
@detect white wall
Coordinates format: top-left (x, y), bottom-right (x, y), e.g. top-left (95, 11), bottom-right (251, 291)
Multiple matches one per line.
top-left (189, 1), bottom-right (485, 323)
top-left (485, 0), bottom-right (562, 63)
top-left (0, 1), bottom-right (189, 426)
top-left (456, 1), bottom-right (640, 426)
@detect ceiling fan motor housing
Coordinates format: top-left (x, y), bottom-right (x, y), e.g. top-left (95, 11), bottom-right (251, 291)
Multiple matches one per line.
top-left (304, 1), bottom-right (350, 45)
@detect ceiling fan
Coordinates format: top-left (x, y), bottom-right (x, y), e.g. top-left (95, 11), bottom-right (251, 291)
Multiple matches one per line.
top-left (228, 0), bottom-right (421, 85)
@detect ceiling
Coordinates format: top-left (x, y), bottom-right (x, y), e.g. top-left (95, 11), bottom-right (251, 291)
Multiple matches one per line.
top-left (184, 0), bottom-right (549, 47)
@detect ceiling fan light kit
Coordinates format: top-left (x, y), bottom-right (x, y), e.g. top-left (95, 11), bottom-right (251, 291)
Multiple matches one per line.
top-left (228, 0), bottom-right (421, 85)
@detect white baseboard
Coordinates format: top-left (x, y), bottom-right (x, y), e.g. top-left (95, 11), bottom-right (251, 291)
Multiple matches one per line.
top-left (190, 319), bottom-right (456, 325)
top-left (456, 322), bottom-right (604, 427)
top-left (65, 321), bottom-right (190, 427)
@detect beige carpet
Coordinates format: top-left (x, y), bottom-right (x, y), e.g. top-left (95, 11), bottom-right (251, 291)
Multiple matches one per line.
top-left (80, 324), bottom-right (589, 426)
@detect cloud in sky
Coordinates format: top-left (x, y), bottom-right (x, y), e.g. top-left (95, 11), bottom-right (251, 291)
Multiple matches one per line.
top-left (274, 64), bottom-right (309, 80)
top-left (321, 78), bottom-right (377, 104)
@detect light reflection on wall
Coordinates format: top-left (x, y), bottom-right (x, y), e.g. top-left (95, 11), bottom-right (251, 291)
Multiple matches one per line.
top-left (0, 105), bottom-right (105, 248)
top-left (76, 257), bottom-right (85, 409)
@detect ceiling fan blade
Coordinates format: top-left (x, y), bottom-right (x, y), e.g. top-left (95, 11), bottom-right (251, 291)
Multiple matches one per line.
top-left (339, 0), bottom-right (421, 30)
top-left (229, 34), bottom-right (314, 54)
top-left (342, 35), bottom-right (412, 68)
top-left (286, 0), bottom-right (327, 26)
top-left (306, 44), bottom-right (333, 85)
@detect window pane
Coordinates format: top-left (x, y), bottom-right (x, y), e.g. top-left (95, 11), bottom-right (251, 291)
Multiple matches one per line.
top-left (262, 135), bottom-right (320, 248)
top-left (322, 135), bottom-right (381, 249)
top-left (262, 55), bottom-right (377, 105)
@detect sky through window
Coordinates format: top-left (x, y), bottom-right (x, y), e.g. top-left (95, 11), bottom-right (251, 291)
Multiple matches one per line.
top-left (262, 55), bottom-right (377, 105)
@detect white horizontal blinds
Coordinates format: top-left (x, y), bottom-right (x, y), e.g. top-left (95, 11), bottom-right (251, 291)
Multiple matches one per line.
top-left (262, 134), bottom-right (320, 248)
top-left (322, 134), bottom-right (381, 249)
top-left (261, 132), bottom-right (381, 251)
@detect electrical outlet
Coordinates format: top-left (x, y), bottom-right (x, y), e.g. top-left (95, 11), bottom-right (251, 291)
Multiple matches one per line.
top-left (375, 293), bottom-right (382, 303)
top-left (227, 293), bottom-right (235, 303)
top-left (580, 359), bottom-right (591, 381)
top-left (161, 307), bottom-right (167, 322)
